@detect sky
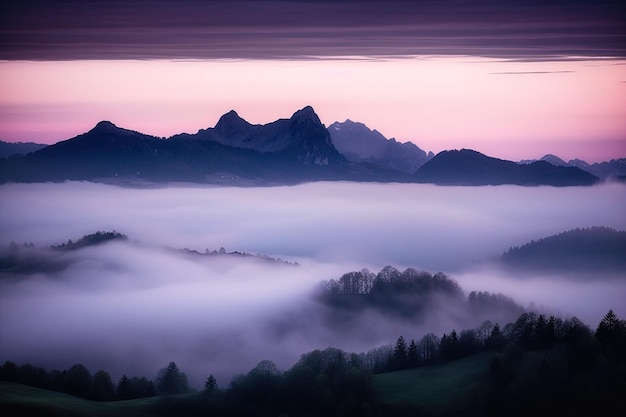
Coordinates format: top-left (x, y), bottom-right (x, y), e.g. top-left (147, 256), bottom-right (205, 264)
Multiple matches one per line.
top-left (0, 0), bottom-right (625, 162)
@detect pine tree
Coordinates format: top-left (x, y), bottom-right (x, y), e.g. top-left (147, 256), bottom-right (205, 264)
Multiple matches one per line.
top-left (407, 339), bottom-right (419, 367)
top-left (116, 374), bottom-right (132, 400)
top-left (595, 309), bottom-right (621, 344)
top-left (204, 374), bottom-right (218, 393)
top-left (155, 362), bottom-right (189, 395)
top-left (393, 336), bottom-right (408, 370)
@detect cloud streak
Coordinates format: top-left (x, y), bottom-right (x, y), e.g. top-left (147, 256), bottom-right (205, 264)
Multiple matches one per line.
top-left (1, 0), bottom-right (623, 60)
top-left (490, 71), bottom-right (575, 75)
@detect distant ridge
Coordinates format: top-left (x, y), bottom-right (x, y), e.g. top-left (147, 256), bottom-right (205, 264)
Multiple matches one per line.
top-left (414, 149), bottom-right (598, 186)
top-left (328, 119), bottom-right (432, 174)
top-left (0, 140), bottom-right (47, 158)
top-left (520, 154), bottom-right (626, 180)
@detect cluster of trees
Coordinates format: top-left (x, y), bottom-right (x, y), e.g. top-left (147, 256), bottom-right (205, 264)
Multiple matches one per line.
top-left (156, 350), bottom-right (381, 417)
top-left (322, 266), bottom-right (462, 297)
top-left (482, 310), bottom-right (626, 415)
top-left (320, 266), bottom-right (523, 322)
top-left (51, 230), bottom-right (127, 251)
top-left (179, 246), bottom-right (300, 266)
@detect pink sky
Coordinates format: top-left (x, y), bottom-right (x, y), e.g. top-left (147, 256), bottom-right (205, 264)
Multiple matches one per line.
top-left (0, 57), bottom-right (624, 162)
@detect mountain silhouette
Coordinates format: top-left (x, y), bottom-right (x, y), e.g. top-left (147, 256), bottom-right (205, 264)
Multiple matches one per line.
top-left (520, 154), bottom-right (626, 180)
top-left (174, 106), bottom-right (344, 166)
top-left (0, 112), bottom-right (601, 186)
top-left (0, 107), bottom-right (349, 184)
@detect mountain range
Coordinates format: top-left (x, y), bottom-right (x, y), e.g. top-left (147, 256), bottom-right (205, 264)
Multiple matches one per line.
top-left (0, 106), bottom-right (604, 186)
top-left (519, 154), bottom-right (626, 181)
top-left (0, 141), bottom-right (47, 159)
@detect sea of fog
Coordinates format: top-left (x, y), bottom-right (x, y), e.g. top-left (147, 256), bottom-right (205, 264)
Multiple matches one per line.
top-left (1, 181), bottom-right (625, 387)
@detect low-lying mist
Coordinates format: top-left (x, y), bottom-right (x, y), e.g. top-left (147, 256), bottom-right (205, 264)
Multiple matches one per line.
top-left (0, 181), bottom-right (624, 387)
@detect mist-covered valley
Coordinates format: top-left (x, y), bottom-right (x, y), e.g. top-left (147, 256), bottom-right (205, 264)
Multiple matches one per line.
top-left (1, 181), bottom-right (625, 388)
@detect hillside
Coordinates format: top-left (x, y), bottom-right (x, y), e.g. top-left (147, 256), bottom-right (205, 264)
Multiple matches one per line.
top-left (0, 381), bottom-right (163, 417)
top-left (501, 227), bottom-right (626, 274)
top-left (374, 351), bottom-right (495, 414)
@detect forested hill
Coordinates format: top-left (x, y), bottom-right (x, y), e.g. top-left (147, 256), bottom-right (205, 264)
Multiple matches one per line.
top-left (319, 266), bottom-right (523, 324)
top-left (501, 227), bottom-right (626, 274)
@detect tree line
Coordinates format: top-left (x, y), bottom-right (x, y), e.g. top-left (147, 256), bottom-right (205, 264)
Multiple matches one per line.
top-left (0, 360), bottom-right (189, 401)
top-left (2, 309), bottom-right (624, 416)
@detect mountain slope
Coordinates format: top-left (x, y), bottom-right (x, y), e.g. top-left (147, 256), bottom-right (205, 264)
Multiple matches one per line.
top-left (328, 120), bottom-right (432, 173)
top-left (414, 149), bottom-right (599, 186)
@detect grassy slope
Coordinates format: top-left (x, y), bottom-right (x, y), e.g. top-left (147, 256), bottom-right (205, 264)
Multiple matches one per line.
top-left (373, 351), bottom-right (495, 414)
top-left (0, 381), bottom-right (182, 417)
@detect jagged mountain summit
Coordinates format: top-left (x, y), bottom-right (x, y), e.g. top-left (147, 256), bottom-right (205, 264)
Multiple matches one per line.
top-left (0, 106), bottom-right (355, 184)
top-left (328, 119), bottom-right (432, 174)
top-left (415, 149), bottom-right (598, 186)
top-left (174, 106), bottom-right (345, 167)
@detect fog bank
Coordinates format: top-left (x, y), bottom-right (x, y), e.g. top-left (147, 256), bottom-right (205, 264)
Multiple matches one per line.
top-left (0, 181), bottom-right (624, 387)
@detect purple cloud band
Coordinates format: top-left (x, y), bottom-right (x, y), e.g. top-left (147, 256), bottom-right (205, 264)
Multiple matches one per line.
top-left (1, 0), bottom-right (624, 60)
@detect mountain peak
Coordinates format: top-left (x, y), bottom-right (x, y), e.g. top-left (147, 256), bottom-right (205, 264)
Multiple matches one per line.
top-left (214, 110), bottom-right (252, 136)
top-left (540, 154), bottom-right (567, 166)
top-left (290, 106), bottom-right (321, 125)
top-left (92, 120), bottom-right (118, 131)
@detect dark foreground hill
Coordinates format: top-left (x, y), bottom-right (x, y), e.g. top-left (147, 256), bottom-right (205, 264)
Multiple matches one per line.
top-left (414, 149), bottom-right (598, 186)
